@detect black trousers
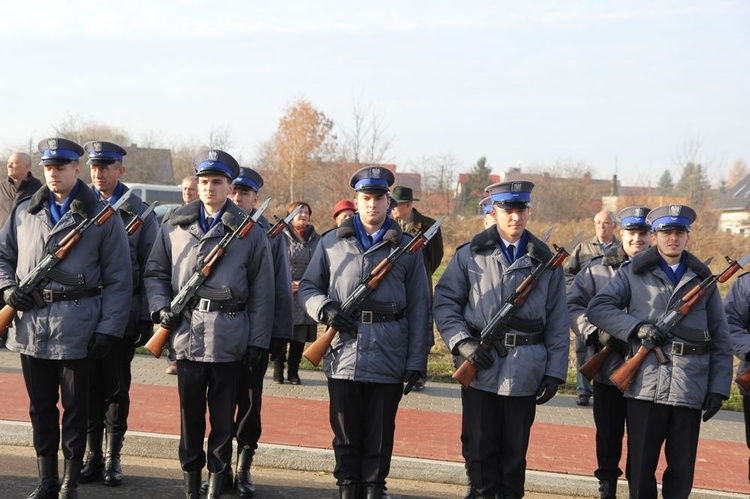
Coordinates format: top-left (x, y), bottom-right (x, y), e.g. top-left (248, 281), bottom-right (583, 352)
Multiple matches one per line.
top-left (87, 334), bottom-right (136, 435)
top-left (20, 354), bottom-right (91, 461)
top-left (235, 352), bottom-right (269, 451)
top-left (626, 398), bottom-right (701, 499)
top-left (743, 394), bottom-right (750, 449)
top-left (461, 387), bottom-right (536, 498)
top-left (328, 378), bottom-right (402, 487)
top-left (177, 360), bottom-right (240, 473)
top-left (593, 382), bottom-right (628, 481)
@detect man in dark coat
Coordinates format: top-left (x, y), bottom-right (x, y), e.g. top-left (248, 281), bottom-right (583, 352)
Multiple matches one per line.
top-left (0, 152), bottom-right (42, 226)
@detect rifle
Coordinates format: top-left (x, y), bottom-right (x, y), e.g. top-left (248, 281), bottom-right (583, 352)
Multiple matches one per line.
top-left (124, 201), bottom-right (158, 236)
top-left (580, 256), bottom-right (715, 382)
top-left (144, 198), bottom-right (271, 358)
top-left (0, 190), bottom-right (134, 336)
top-left (736, 368), bottom-right (750, 392)
top-left (303, 216), bottom-right (445, 367)
top-left (266, 203), bottom-right (303, 238)
top-left (610, 253), bottom-right (750, 391)
top-left (452, 230), bottom-right (584, 389)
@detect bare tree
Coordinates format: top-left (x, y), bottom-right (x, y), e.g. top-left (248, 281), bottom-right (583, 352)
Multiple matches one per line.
top-left (340, 97), bottom-right (394, 165)
top-left (207, 125), bottom-right (234, 151)
top-left (726, 159), bottom-right (748, 189)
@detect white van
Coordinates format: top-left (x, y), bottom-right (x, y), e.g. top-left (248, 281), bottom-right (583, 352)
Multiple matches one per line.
top-left (124, 183), bottom-right (183, 204)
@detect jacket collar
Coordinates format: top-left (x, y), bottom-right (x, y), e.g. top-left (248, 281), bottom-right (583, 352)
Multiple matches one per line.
top-left (169, 199), bottom-right (246, 231)
top-left (27, 179), bottom-right (100, 219)
top-left (601, 244), bottom-right (628, 267)
top-left (469, 227), bottom-right (552, 263)
top-left (336, 216), bottom-right (403, 248)
top-left (630, 246), bottom-right (711, 279)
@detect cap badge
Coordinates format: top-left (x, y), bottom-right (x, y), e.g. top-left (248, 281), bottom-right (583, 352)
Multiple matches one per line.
top-left (93, 142), bottom-right (102, 152)
top-left (47, 139), bottom-right (58, 150)
top-left (511, 182), bottom-right (523, 193)
top-left (208, 150), bottom-right (219, 162)
top-left (371, 167), bottom-right (381, 178)
top-left (634, 207), bottom-right (644, 217)
top-left (668, 205), bottom-right (681, 216)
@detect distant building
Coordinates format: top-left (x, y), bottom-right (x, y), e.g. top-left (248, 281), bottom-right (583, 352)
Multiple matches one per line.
top-left (712, 173), bottom-right (750, 235)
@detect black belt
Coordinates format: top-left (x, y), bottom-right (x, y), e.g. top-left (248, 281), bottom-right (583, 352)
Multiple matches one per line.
top-left (670, 342), bottom-right (710, 356)
top-left (41, 287), bottom-right (101, 303)
top-left (194, 298), bottom-right (246, 313)
top-left (501, 331), bottom-right (543, 347)
top-left (360, 309), bottom-right (405, 324)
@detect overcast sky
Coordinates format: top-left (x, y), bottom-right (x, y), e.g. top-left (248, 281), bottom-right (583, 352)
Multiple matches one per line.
top-left (1, 0), bottom-right (747, 186)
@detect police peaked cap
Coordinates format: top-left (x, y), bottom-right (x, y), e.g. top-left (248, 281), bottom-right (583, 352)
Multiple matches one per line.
top-left (646, 204), bottom-right (697, 232)
top-left (193, 149), bottom-right (240, 180)
top-left (617, 206), bottom-right (651, 230)
top-left (349, 166), bottom-right (395, 193)
top-left (479, 196), bottom-right (494, 214)
top-left (38, 137), bottom-right (84, 166)
top-left (485, 180), bottom-right (535, 208)
top-left (233, 167), bottom-right (264, 191)
top-left (84, 141), bottom-right (127, 165)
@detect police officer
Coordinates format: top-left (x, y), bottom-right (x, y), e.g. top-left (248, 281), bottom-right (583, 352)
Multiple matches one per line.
top-left (228, 167), bottom-right (293, 497)
top-left (433, 181), bottom-right (569, 499)
top-left (0, 138), bottom-right (132, 499)
top-left (298, 166), bottom-right (431, 499)
top-left (144, 150), bottom-right (274, 499)
top-left (724, 267), bottom-right (750, 452)
top-left (78, 141), bottom-right (158, 487)
top-left (587, 204), bottom-right (733, 498)
top-left (567, 206), bottom-right (651, 499)
top-left (479, 195), bottom-right (494, 229)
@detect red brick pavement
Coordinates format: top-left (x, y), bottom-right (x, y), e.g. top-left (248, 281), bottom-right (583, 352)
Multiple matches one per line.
top-left (0, 373), bottom-right (746, 494)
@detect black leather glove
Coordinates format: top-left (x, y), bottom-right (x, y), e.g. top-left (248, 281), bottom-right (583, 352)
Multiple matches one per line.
top-left (636, 323), bottom-right (668, 347)
top-left (536, 376), bottom-right (562, 405)
top-left (158, 308), bottom-right (182, 330)
top-left (3, 286), bottom-right (34, 312)
top-left (455, 339), bottom-right (493, 371)
top-left (87, 333), bottom-right (115, 360)
top-left (269, 338), bottom-right (288, 357)
top-left (134, 321), bottom-right (154, 347)
top-left (403, 370), bottom-right (423, 395)
top-left (702, 392), bottom-right (723, 422)
top-left (243, 346), bottom-right (267, 368)
top-left (598, 331), bottom-right (629, 357)
top-left (584, 329), bottom-right (599, 346)
top-left (320, 302), bottom-right (357, 336)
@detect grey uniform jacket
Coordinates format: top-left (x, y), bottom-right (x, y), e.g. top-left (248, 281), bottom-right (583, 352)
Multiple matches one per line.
top-left (564, 235), bottom-right (619, 286)
top-left (144, 199), bottom-right (275, 363)
top-left (100, 183), bottom-right (158, 330)
top-left (433, 227), bottom-right (569, 396)
top-left (567, 245), bottom-right (627, 385)
top-left (284, 224), bottom-right (321, 326)
top-left (0, 180), bottom-right (132, 359)
top-left (298, 217), bottom-right (431, 383)
top-left (256, 212), bottom-right (294, 341)
top-left (587, 247), bottom-right (733, 408)
top-left (724, 272), bottom-right (750, 381)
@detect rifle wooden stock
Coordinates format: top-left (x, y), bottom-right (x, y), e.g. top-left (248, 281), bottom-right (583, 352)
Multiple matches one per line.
top-left (303, 325), bottom-right (337, 367)
top-left (452, 343), bottom-right (492, 389)
top-left (144, 325), bottom-right (171, 358)
top-left (735, 366), bottom-right (750, 392)
top-left (579, 346), bottom-right (611, 382)
top-left (610, 344), bottom-right (667, 391)
top-left (0, 305), bottom-right (17, 337)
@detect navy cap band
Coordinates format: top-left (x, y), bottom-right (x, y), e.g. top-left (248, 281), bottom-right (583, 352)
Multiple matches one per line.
top-left (651, 216), bottom-right (692, 231)
top-left (620, 217), bottom-right (650, 229)
top-left (196, 160), bottom-right (235, 178)
top-left (354, 178), bottom-right (390, 191)
top-left (490, 191), bottom-right (531, 204)
top-left (233, 175), bottom-right (261, 191)
top-left (87, 150), bottom-right (123, 162)
top-left (42, 149), bottom-right (80, 162)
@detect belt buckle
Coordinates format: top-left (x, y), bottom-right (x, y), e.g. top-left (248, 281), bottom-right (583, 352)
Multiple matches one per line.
top-left (361, 311), bottom-right (373, 325)
top-left (198, 298), bottom-right (212, 312)
top-left (671, 342), bottom-right (684, 356)
top-left (504, 333), bottom-right (517, 347)
top-left (42, 290), bottom-right (54, 303)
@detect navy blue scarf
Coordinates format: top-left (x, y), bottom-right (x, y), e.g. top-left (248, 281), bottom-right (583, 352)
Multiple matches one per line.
top-left (353, 215), bottom-right (391, 251)
top-left (93, 181), bottom-right (124, 205)
top-left (499, 231), bottom-right (527, 264)
top-left (200, 202), bottom-right (228, 233)
top-left (658, 252), bottom-right (688, 287)
top-left (49, 181), bottom-right (81, 225)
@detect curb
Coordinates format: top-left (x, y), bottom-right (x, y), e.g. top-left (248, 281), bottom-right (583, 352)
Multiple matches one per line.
top-left (0, 421), bottom-right (742, 498)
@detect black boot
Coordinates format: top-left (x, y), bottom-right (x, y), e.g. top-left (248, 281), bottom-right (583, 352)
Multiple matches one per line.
top-left (273, 361), bottom-right (284, 384)
top-left (338, 483), bottom-right (359, 499)
top-left (103, 432), bottom-right (124, 486)
top-left (77, 430), bottom-right (104, 484)
top-left (201, 470), bottom-right (232, 496)
top-left (58, 460), bottom-right (82, 499)
top-left (183, 471), bottom-right (201, 499)
top-left (234, 447), bottom-right (255, 497)
top-left (28, 456), bottom-right (59, 499)
top-left (364, 484), bottom-right (391, 499)
top-left (598, 480), bottom-right (617, 499)
top-left (207, 471), bottom-right (233, 498)
top-left (287, 341), bottom-right (303, 385)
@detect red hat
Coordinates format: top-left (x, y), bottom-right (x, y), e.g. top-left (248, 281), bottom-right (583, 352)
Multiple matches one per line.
top-left (333, 200), bottom-right (356, 219)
